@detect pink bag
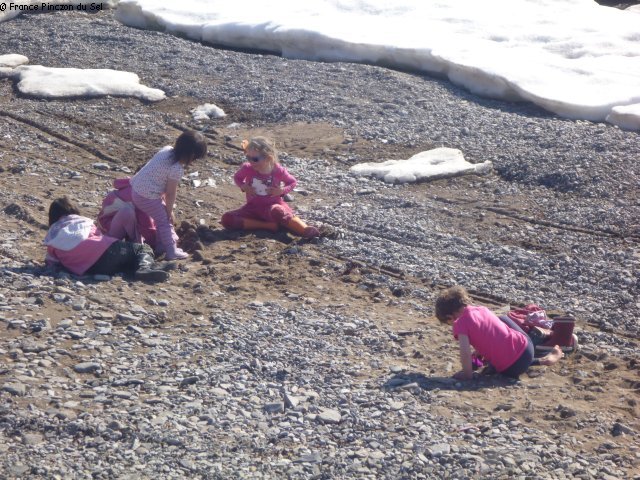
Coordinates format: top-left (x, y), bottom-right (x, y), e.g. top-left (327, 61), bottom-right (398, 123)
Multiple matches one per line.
top-left (537, 315), bottom-right (578, 353)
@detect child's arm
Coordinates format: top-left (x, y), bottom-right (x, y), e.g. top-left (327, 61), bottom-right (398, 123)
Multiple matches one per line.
top-left (280, 168), bottom-right (297, 195)
top-left (165, 179), bottom-right (179, 223)
top-left (455, 334), bottom-right (474, 380)
top-left (233, 164), bottom-right (250, 188)
top-left (234, 165), bottom-right (256, 196)
top-left (270, 166), bottom-right (297, 196)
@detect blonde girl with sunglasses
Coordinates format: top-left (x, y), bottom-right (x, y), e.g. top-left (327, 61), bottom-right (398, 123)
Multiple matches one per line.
top-left (221, 136), bottom-right (320, 239)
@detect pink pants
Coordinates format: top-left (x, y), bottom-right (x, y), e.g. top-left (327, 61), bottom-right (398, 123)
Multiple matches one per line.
top-left (221, 201), bottom-right (294, 229)
top-left (132, 191), bottom-right (180, 257)
top-left (106, 204), bottom-right (141, 244)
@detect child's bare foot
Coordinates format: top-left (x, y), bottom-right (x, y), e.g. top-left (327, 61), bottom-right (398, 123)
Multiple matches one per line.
top-left (539, 345), bottom-right (564, 366)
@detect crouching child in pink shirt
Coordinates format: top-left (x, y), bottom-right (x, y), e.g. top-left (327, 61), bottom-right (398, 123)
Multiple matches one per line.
top-left (44, 197), bottom-right (168, 282)
top-left (435, 286), bottom-right (564, 380)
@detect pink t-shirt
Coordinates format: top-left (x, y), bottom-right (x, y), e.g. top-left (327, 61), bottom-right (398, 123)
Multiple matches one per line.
top-left (44, 215), bottom-right (117, 275)
top-left (453, 305), bottom-right (528, 372)
top-left (131, 146), bottom-right (183, 199)
top-left (233, 163), bottom-right (297, 207)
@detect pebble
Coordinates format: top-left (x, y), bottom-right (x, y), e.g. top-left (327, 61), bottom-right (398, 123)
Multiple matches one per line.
top-left (2, 382), bottom-right (27, 396)
top-left (116, 313), bottom-right (140, 322)
top-left (318, 409), bottom-right (342, 424)
top-left (72, 297), bottom-right (87, 311)
top-left (73, 362), bottom-right (101, 374)
top-left (264, 402), bottom-right (285, 414)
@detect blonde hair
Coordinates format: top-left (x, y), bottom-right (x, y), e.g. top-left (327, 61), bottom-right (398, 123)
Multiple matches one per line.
top-left (435, 286), bottom-right (472, 322)
top-left (242, 136), bottom-right (278, 168)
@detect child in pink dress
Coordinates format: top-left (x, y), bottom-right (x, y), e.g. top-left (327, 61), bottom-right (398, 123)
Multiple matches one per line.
top-left (130, 131), bottom-right (207, 260)
top-left (435, 286), bottom-right (564, 380)
top-left (220, 136), bottom-right (319, 238)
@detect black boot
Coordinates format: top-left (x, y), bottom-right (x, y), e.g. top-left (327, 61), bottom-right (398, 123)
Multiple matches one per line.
top-left (134, 246), bottom-right (169, 283)
top-left (154, 260), bottom-right (178, 272)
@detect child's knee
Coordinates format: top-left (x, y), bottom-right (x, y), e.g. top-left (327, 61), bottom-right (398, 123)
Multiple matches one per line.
top-left (221, 212), bottom-right (243, 229)
top-left (271, 205), bottom-right (292, 224)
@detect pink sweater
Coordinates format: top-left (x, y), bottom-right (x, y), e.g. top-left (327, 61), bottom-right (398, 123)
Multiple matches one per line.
top-left (453, 305), bottom-right (528, 372)
top-left (233, 163), bottom-right (297, 207)
top-left (44, 215), bottom-right (117, 275)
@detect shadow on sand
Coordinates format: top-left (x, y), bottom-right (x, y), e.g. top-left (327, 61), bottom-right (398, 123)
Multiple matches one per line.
top-left (383, 371), bottom-right (518, 392)
top-left (1, 264), bottom-right (48, 277)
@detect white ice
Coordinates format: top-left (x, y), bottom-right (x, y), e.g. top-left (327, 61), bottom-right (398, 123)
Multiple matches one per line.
top-left (350, 148), bottom-right (492, 184)
top-left (606, 104), bottom-right (640, 131)
top-left (0, 54), bottom-right (29, 77)
top-left (191, 103), bottom-right (226, 122)
top-left (111, 0), bottom-right (640, 131)
top-left (7, 65), bottom-right (165, 102)
top-left (0, 54), bottom-right (29, 68)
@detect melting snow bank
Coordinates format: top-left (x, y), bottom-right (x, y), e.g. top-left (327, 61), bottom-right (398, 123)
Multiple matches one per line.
top-left (0, 58), bottom-right (165, 102)
top-left (113, 0), bottom-right (640, 131)
top-left (350, 148), bottom-right (492, 184)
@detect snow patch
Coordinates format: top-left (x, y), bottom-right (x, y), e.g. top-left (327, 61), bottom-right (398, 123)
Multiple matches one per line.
top-left (0, 54), bottom-right (29, 68)
top-left (350, 148), bottom-right (492, 184)
top-left (12, 65), bottom-right (165, 101)
top-left (191, 103), bottom-right (226, 122)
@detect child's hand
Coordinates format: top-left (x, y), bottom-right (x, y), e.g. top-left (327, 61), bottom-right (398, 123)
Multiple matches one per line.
top-left (266, 185), bottom-right (284, 197)
top-left (242, 184), bottom-right (256, 197)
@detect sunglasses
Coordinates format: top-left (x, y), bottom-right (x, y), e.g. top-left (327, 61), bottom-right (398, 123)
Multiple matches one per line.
top-left (246, 155), bottom-right (265, 163)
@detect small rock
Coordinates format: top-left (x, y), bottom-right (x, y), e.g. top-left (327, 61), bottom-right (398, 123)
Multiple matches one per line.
top-left (73, 362), bottom-right (101, 374)
top-left (2, 383), bottom-right (27, 396)
top-left (428, 444), bottom-right (451, 457)
top-left (318, 409), bottom-right (341, 424)
top-left (284, 392), bottom-right (300, 409)
top-left (294, 452), bottom-right (322, 464)
top-left (180, 376), bottom-right (199, 387)
top-left (116, 313), bottom-right (139, 322)
top-left (22, 433), bottom-right (44, 445)
top-left (264, 402), bottom-right (285, 414)
top-left (611, 422), bottom-right (634, 437)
